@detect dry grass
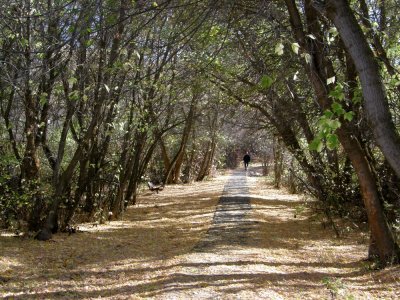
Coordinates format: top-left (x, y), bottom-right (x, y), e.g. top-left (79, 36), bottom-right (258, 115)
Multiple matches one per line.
top-left (0, 167), bottom-right (399, 299)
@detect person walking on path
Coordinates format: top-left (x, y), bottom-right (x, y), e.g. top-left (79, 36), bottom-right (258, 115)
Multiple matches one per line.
top-left (243, 152), bottom-right (251, 170)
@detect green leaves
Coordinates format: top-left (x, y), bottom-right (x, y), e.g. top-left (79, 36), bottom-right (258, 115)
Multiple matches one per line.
top-left (259, 75), bottom-right (274, 90)
top-left (310, 133), bottom-right (338, 152)
top-left (326, 134), bottom-right (339, 150)
top-left (309, 96), bottom-right (355, 152)
top-left (329, 83), bottom-right (345, 101)
top-left (68, 77), bottom-right (78, 86)
top-left (343, 111), bottom-right (354, 121)
top-left (352, 87), bottom-right (363, 104)
top-left (68, 90), bottom-right (80, 101)
top-left (39, 93), bottom-right (48, 106)
top-left (309, 138), bottom-right (324, 152)
top-left (317, 115), bottom-right (341, 132)
top-left (309, 102), bottom-right (344, 152)
top-left (331, 102), bottom-right (345, 115)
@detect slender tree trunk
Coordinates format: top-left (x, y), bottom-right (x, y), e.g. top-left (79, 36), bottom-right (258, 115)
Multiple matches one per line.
top-left (288, 157), bottom-right (297, 194)
top-left (0, 80), bottom-right (21, 161)
top-left (61, 157), bottom-right (89, 229)
top-left (164, 97), bottom-right (197, 185)
top-left (112, 132), bottom-right (145, 217)
top-left (205, 138), bottom-right (217, 177)
top-left (273, 134), bottom-right (284, 189)
top-left (21, 3), bottom-right (40, 181)
top-left (336, 126), bottom-right (398, 264)
top-left (35, 0), bottom-right (131, 240)
top-left (182, 127), bottom-right (197, 183)
top-left (160, 139), bottom-right (171, 172)
top-left (196, 142), bottom-right (212, 181)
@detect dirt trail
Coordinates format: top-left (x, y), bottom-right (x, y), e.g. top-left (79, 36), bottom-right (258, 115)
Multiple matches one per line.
top-left (1, 167), bottom-right (399, 299)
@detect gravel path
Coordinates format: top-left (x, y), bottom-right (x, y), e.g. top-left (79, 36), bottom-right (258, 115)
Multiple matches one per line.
top-left (193, 169), bottom-right (258, 251)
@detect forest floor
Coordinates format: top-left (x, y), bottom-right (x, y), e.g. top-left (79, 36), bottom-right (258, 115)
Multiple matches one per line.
top-left (1, 166), bottom-right (399, 299)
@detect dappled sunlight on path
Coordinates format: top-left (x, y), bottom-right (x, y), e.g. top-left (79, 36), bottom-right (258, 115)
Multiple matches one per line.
top-left (1, 167), bottom-right (399, 299)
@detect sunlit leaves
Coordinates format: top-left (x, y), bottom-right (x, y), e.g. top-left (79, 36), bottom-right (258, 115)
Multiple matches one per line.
top-left (293, 71), bottom-right (299, 81)
top-left (327, 76), bottom-right (335, 85)
top-left (291, 42), bottom-right (300, 54)
top-left (326, 27), bottom-right (338, 45)
top-left (302, 53), bottom-right (312, 64)
top-left (318, 116), bottom-right (341, 132)
top-left (275, 43), bottom-right (284, 55)
top-left (307, 34), bottom-right (316, 40)
top-left (343, 111), bottom-right (354, 121)
top-left (85, 39), bottom-right (94, 47)
top-left (309, 115), bottom-right (341, 152)
top-left (69, 90), bottom-right (80, 101)
top-left (134, 50), bottom-right (141, 60)
top-left (309, 94), bottom-right (355, 152)
top-left (309, 132), bottom-right (339, 151)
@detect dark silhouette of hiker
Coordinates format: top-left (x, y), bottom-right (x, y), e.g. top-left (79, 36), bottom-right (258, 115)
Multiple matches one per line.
top-left (243, 152), bottom-right (251, 170)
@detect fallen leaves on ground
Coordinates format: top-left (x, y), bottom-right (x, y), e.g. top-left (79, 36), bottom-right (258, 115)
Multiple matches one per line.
top-left (0, 167), bottom-right (399, 299)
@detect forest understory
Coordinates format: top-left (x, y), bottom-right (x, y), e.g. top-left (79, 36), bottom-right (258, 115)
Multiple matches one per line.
top-left (1, 166), bottom-right (399, 299)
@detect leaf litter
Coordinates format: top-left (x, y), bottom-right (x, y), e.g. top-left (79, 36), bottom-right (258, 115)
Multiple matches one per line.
top-left (0, 167), bottom-right (399, 299)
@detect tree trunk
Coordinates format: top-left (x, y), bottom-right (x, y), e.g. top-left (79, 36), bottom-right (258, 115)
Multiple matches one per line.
top-left (22, 14), bottom-right (41, 230)
top-left (164, 97), bottom-right (197, 185)
top-left (21, 5), bottom-right (40, 181)
top-left (182, 127), bottom-right (197, 183)
top-left (273, 134), bottom-right (284, 189)
top-left (0, 81), bottom-right (21, 161)
top-left (286, 0), bottom-right (400, 265)
top-left (196, 142), bottom-right (212, 181)
top-left (337, 126), bottom-right (399, 264)
top-left (288, 157), bottom-right (297, 194)
top-left (61, 157), bottom-right (89, 229)
top-left (321, 0), bottom-right (400, 180)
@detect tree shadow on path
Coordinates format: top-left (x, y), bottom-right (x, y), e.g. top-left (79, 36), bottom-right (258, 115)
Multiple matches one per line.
top-left (193, 170), bottom-right (259, 251)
